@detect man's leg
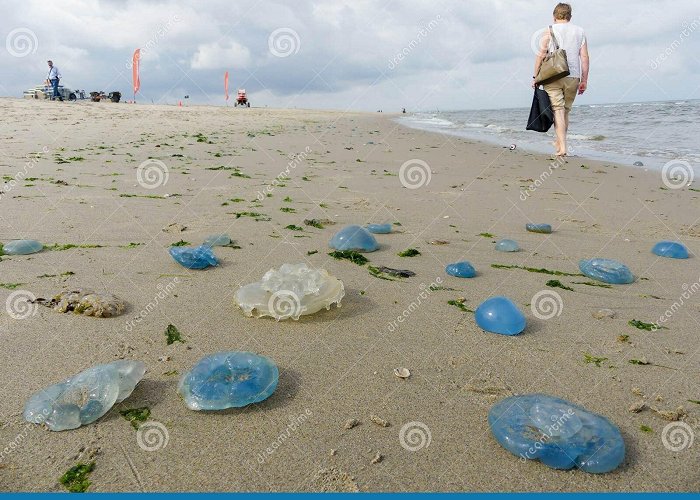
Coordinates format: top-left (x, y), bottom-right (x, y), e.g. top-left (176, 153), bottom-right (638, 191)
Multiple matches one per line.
top-left (553, 109), bottom-right (567, 156)
top-left (51, 79), bottom-right (59, 100)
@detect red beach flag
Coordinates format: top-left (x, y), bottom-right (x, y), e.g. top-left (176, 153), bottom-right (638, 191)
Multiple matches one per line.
top-left (224, 71), bottom-right (229, 101)
top-left (132, 49), bottom-right (141, 96)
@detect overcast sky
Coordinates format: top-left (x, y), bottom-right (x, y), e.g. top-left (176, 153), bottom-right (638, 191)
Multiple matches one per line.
top-left (1, 0), bottom-right (699, 111)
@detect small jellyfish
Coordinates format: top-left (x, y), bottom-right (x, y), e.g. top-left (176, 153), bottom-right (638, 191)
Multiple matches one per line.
top-left (169, 245), bottom-right (218, 269)
top-left (651, 241), bottom-right (689, 259)
top-left (526, 223), bottom-right (552, 234)
top-left (495, 239), bottom-right (520, 252)
top-left (329, 225), bottom-right (379, 252)
top-left (489, 394), bottom-right (625, 473)
top-left (579, 258), bottom-right (634, 284)
top-left (178, 351), bottom-right (279, 410)
top-left (445, 261), bottom-right (476, 278)
top-left (24, 360), bottom-right (146, 431)
top-left (366, 223), bottom-right (392, 234)
top-left (474, 296), bottom-right (526, 335)
top-left (202, 234), bottom-right (232, 247)
top-left (2, 239), bottom-right (43, 255)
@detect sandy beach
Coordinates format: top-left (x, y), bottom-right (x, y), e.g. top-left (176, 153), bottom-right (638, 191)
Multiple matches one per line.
top-left (0, 97), bottom-right (698, 492)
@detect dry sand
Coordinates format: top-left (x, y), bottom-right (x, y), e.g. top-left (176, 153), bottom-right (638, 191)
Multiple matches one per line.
top-left (0, 97), bottom-right (698, 491)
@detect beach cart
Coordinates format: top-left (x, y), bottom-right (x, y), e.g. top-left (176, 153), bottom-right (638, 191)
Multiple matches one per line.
top-left (234, 89), bottom-right (250, 107)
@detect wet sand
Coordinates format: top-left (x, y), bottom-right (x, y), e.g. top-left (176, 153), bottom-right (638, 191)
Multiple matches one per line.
top-left (0, 98), bottom-right (698, 491)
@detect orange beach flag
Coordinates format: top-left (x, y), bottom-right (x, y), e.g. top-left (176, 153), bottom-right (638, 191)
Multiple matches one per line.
top-left (224, 71), bottom-right (229, 101)
top-left (132, 49), bottom-right (141, 96)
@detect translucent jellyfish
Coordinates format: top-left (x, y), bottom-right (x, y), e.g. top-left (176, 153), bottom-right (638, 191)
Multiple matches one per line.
top-left (366, 223), bottom-right (392, 234)
top-left (495, 239), bottom-right (520, 252)
top-left (2, 239), bottom-right (43, 255)
top-left (202, 234), bottom-right (232, 247)
top-left (445, 261), bottom-right (476, 278)
top-left (489, 394), bottom-right (625, 473)
top-left (526, 223), bottom-right (552, 234)
top-left (329, 225), bottom-right (379, 252)
top-left (234, 263), bottom-right (344, 320)
top-left (475, 296), bottom-right (526, 335)
top-left (169, 245), bottom-right (218, 269)
top-left (579, 258), bottom-right (634, 284)
top-left (24, 360), bottom-right (146, 431)
top-left (651, 241), bottom-right (689, 259)
top-left (40, 289), bottom-right (126, 318)
top-left (178, 351), bottom-right (279, 410)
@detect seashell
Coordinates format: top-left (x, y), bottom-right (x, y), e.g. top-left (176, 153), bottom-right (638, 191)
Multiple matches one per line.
top-left (393, 367), bottom-right (411, 379)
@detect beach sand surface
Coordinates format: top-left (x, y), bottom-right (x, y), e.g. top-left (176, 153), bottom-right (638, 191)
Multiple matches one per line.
top-left (0, 98), bottom-right (698, 491)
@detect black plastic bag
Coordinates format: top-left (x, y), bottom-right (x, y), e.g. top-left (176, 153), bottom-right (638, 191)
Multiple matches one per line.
top-left (526, 87), bottom-right (554, 133)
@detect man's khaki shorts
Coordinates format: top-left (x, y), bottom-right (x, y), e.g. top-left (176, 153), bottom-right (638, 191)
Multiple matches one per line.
top-left (543, 77), bottom-right (580, 112)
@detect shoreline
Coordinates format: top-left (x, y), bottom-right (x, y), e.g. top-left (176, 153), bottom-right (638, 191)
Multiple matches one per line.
top-left (1, 98), bottom-right (698, 492)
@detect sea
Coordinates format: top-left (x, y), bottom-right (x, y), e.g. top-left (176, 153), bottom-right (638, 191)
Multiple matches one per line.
top-left (397, 99), bottom-right (700, 173)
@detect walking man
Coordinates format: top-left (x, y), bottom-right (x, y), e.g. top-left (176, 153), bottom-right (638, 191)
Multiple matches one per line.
top-left (46, 60), bottom-right (63, 101)
top-left (532, 3), bottom-right (589, 157)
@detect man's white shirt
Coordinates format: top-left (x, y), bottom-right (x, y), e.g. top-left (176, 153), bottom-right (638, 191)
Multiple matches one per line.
top-left (47, 66), bottom-right (60, 80)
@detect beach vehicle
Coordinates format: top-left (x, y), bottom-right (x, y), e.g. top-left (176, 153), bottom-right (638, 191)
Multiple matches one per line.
top-left (23, 83), bottom-right (76, 101)
top-left (234, 89), bottom-right (250, 107)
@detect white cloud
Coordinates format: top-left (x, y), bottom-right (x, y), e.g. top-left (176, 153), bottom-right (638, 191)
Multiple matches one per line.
top-left (190, 39), bottom-right (251, 70)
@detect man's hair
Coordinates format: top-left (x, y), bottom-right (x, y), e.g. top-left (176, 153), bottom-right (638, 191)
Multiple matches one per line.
top-left (47, 60), bottom-right (52, 64)
top-left (553, 3), bottom-right (572, 20)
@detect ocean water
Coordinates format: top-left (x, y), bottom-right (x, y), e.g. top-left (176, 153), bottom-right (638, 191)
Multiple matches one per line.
top-left (397, 99), bottom-right (700, 171)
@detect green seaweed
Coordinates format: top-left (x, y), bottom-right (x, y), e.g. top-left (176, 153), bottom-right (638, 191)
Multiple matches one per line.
top-left (328, 250), bottom-right (368, 265)
top-left (367, 266), bottom-right (399, 281)
top-left (629, 359), bottom-right (651, 365)
top-left (170, 240), bottom-right (190, 247)
top-left (687, 399), bottom-right (700, 405)
top-left (119, 407), bottom-right (151, 429)
top-left (640, 425), bottom-right (653, 433)
top-left (629, 319), bottom-right (667, 331)
top-left (546, 279), bottom-right (573, 291)
top-left (448, 299), bottom-right (474, 313)
top-left (59, 462), bottom-right (95, 493)
top-left (120, 242), bottom-right (144, 249)
top-left (280, 207), bottom-right (296, 213)
top-left (283, 196), bottom-right (292, 202)
top-left (165, 324), bottom-right (185, 345)
top-left (307, 250), bottom-right (318, 255)
top-left (303, 219), bottom-right (325, 229)
top-left (0, 283), bottom-right (24, 290)
top-left (285, 225), bottom-right (303, 231)
top-left (234, 211), bottom-right (270, 221)
top-left (572, 281), bottom-right (613, 289)
top-left (44, 243), bottom-right (103, 251)
top-left (163, 370), bottom-right (179, 376)
top-left (491, 264), bottom-right (583, 276)
top-left (478, 232), bottom-right (495, 238)
top-left (398, 248), bottom-right (421, 257)
top-left (583, 353), bottom-right (608, 367)
top-left (38, 271), bottom-right (75, 278)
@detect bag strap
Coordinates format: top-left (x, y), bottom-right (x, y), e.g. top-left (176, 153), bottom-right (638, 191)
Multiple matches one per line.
top-left (548, 25), bottom-right (560, 51)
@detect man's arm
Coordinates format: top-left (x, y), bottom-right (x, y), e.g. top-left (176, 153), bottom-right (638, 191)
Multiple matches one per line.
top-left (532, 31), bottom-right (550, 88)
top-left (579, 42), bottom-right (589, 94)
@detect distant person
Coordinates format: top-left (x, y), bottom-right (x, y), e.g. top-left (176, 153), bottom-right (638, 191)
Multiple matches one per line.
top-left (532, 3), bottom-right (588, 157)
top-left (46, 60), bottom-right (63, 101)
top-left (402, 108), bottom-right (406, 113)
